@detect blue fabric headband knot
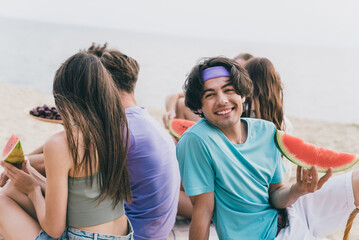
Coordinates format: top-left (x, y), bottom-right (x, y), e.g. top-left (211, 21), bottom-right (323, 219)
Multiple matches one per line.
top-left (201, 66), bottom-right (230, 82)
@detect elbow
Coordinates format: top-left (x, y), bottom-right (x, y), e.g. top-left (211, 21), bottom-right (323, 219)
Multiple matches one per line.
top-left (43, 226), bottom-right (66, 239)
top-left (269, 196), bottom-right (283, 210)
top-left (47, 230), bottom-right (65, 239)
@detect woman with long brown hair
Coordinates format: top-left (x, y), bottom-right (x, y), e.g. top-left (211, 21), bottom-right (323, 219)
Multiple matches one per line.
top-left (0, 52), bottom-right (133, 239)
top-left (243, 57), bottom-right (291, 131)
top-left (244, 57), bottom-right (293, 184)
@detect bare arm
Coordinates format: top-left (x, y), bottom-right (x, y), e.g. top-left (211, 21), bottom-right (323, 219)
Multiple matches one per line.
top-left (26, 144), bottom-right (46, 176)
top-left (28, 161), bottom-right (46, 194)
top-left (0, 171), bottom-right (8, 187)
top-left (269, 166), bottom-right (332, 209)
top-left (162, 92), bottom-right (185, 128)
top-left (165, 92), bottom-right (185, 113)
top-left (189, 192), bottom-right (214, 240)
top-left (28, 145), bottom-right (44, 155)
top-left (36, 132), bottom-right (71, 237)
top-left (28, 154), bottom-right (46, 177)
top-left (1, 132), bottom-right (72, 238)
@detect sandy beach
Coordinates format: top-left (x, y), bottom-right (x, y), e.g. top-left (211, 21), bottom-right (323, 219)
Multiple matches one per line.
top-left (0, 82), bottom-right (359, 239)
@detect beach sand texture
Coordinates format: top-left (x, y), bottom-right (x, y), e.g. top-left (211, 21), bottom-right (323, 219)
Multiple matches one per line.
top-left (0, 82), bottom-right (358, 239)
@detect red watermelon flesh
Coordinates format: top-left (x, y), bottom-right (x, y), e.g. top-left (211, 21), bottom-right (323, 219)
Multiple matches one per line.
top-left (169, 119), bottom-right (196, 139)
top-left (1, 134), bottom-right (25, 168)
top-left (275, 130), bottom-right (359, 173)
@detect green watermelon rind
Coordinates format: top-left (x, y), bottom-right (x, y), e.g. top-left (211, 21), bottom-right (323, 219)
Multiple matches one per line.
top-left (168, 119), bottom-right (196, 139)
top-left (169, 119), bottom-right (181, 139)
top-left (2, 140), bottom-right (25, 165)
top-left (275, 130), bottom-right (359, 173)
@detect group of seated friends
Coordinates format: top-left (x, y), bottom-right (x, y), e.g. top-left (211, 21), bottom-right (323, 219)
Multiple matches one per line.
top-left (0, 44), bottom-right (358, 240)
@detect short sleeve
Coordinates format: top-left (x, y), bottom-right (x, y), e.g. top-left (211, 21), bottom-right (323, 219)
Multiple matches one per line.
top-left (271, 148), bottom-right (286, 184)
top-left (126, 128), bottom-right (136, 158)
top-left (176, 133), bottom-right (215, 196)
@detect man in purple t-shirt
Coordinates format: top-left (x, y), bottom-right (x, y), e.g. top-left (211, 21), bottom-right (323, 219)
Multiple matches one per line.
top-left (0, 44), bottom-right (180, 240)
top-left (87, 44), bottom-right (180, 240)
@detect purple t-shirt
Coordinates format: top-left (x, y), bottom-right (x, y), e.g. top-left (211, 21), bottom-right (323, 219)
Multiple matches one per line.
top-left (124, 106), bottom-right (180, 240)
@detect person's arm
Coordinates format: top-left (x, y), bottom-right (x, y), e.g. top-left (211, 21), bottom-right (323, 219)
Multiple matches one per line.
top-left (28, 145), bottom-right (44, 155)
top-left (26, 144), bottom-right (46, 176)
top-left (27, 153), bottom-right (46, 177)
top-left (27, 160), bottom-right (46, 194)
top-left (189, 192), bottom-right (214, 240)
top-left (269, 166), bottom-right (332, 209)
top-left (0, 171), bottom-right (8, 187)
top-left (35, 133), bottom-right (71, 237)
top-left (162, 92), bottom-right (185, 128)
top-left (1, 132), bottom-right (71, 238)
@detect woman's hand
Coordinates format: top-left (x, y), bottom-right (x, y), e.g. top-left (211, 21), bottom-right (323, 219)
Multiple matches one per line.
top-left (0, 171), bottom-right (9, 187)
top-left (0, 160), bottom-right (40, 195)
top-left (162, 111), bottom-right (176, 129)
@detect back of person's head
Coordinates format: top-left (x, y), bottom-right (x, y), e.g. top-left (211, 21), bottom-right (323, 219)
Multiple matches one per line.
top-left (184, 56), bottom-right (253, 117)
top-left (233, 53), bottom-right (254, 65)
top-left (53, 51), bottom-right (132, 205)
top-left (87, 43), bottom-right (140, 93)
top-left (244, 57), bottom-right (284, 130)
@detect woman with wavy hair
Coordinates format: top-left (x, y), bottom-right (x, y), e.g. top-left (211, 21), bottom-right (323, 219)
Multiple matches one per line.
top-left (0, 52), bottom-right (133, 239)
top-left (244, 57), bottom-right (293, 185)
top-left (243, 57), bottom-right (292, 132)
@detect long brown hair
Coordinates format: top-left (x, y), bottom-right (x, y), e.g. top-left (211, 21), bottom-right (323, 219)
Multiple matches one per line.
top-left (53, 52), bottom-right (132, 206)
top-left (244, 57), bottom-right (284, 130)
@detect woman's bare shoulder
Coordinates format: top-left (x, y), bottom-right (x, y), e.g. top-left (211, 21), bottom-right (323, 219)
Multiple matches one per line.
top-left (43, 131), bottom-right (72, 169)
top-left (44, 131), bottom-right (68, 151)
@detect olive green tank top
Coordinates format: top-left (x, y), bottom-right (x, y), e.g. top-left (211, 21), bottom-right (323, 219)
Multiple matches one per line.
top-left (67, 173), bottom-right (125, 227)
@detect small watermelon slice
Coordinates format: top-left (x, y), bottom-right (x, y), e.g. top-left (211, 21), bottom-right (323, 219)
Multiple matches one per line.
top-left (275, 130), bottom-right (359, 173)
top-left (168, 119), bottom-right (196, 139)
top-left (1, 134), bottom-right (25, 168)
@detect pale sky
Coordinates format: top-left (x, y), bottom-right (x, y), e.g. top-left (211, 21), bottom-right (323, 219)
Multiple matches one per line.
top-left (1, 0), bottom-right (359, 48)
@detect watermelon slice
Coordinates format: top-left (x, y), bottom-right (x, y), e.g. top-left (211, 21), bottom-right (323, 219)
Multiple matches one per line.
top-left (168, 119), bottom-right (196, 139)
top-left (275, 130), bottom-right (359, 173)
top-left (1, 134), bottom-right (25, 168)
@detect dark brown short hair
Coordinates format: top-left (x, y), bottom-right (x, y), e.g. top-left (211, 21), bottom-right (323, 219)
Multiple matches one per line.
top-left (184, 57), bottom-right (253, 117)
top-left (88, 43), bottom-right (140, 93)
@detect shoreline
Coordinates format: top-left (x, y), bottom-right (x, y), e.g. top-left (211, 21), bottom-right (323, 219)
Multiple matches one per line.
top-left (1, 82), bottom-right (359, 239)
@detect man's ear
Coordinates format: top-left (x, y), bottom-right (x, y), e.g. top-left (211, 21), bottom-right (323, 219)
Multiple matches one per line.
top-left (197, 108), bottom-right (205, 118)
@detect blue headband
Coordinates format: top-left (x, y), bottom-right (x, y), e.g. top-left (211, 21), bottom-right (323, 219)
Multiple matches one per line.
top-left (201, 66), bottom-right (230, 82)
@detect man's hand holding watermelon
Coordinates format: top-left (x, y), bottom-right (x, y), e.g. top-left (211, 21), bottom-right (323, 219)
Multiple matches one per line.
top-left (293, 166), bottom-right (333, 195)
top-left (269, 166), bottom-right (333, 209)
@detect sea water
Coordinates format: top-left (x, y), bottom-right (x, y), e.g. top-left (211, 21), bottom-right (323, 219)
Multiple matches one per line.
top-left (1, 17), bottom-right (359, 124)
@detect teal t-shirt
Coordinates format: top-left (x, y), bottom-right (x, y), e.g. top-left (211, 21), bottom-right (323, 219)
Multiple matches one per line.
top-left (176, 118), bottom-right (285, 240)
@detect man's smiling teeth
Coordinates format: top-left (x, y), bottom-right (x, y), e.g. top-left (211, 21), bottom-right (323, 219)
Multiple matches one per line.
top-left (216, 109), bottom-right (231, 115)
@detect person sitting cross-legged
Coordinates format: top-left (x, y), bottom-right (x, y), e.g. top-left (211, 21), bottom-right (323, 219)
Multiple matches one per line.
top-left (0, 44), bottom-right (180, 240)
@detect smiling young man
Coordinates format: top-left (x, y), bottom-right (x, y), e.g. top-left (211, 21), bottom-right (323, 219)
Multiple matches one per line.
top-left (176, 57), bottom-right (359, 239)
